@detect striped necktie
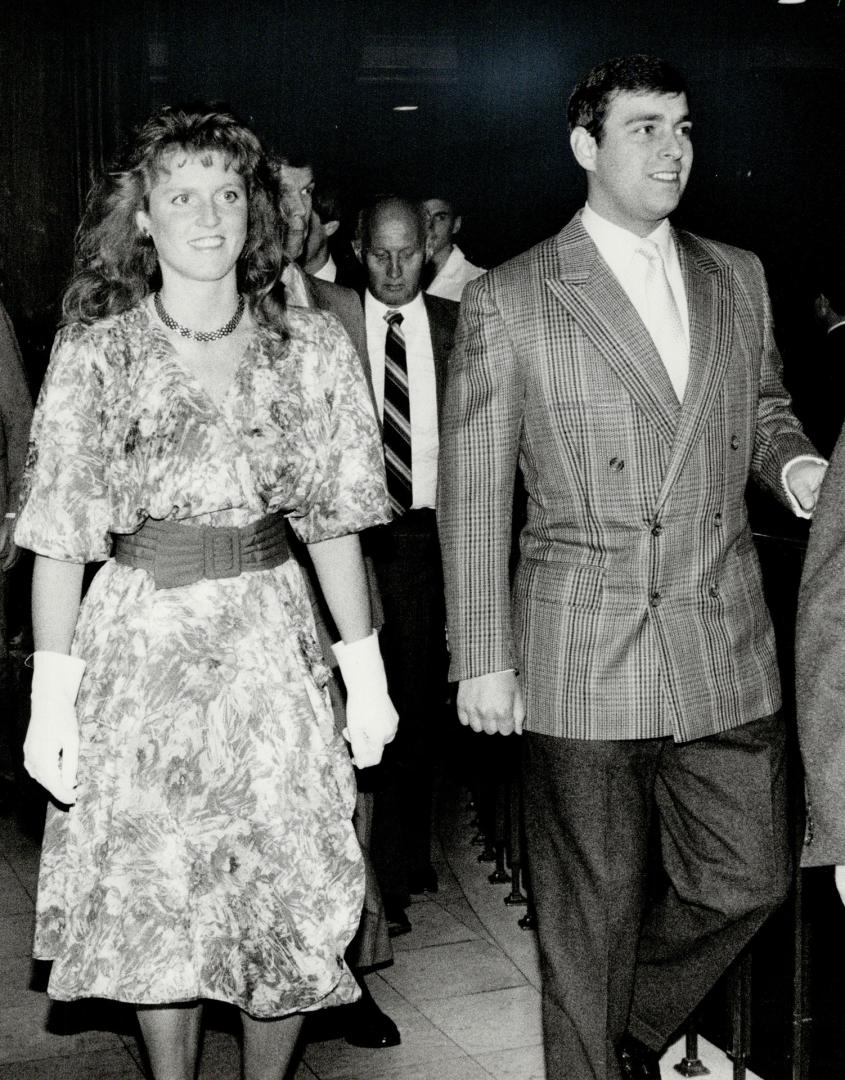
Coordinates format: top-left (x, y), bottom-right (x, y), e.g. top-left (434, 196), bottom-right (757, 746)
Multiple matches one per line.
top-left (383, 310), bottom-right (413, 515)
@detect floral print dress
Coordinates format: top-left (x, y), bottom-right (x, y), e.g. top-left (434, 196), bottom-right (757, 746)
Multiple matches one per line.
top-left (15, 300), bottom-right (392, 1017)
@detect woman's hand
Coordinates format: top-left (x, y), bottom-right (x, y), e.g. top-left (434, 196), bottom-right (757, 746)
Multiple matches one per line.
top-left (24, 651), bottom-right (86, 805)
top-left (308, 535), bottom-right (396, 764)
top-left (332, 631), bottom-right (398, 768)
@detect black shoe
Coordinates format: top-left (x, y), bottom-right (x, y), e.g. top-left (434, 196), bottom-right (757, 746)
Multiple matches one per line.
top-left (384, 902), bottom-right (412, 938)
top-left (618, 1034), bottom-right (662, 1080)
top-left (343, 996), bottom-right (401, 1048)
top-left (408, 865), bottom-right (438, 894)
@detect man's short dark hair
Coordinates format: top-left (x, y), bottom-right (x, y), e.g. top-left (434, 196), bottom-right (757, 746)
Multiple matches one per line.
top-left (567, 55), bottom-right (688, 144)
top-left (312, 181), bottom-right (342, 227)
top-left (359, 194), bottom-right (428, 250)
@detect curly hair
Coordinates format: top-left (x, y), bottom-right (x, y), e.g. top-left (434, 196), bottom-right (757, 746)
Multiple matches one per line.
top-left (567, 55), bottom-right (688, 144)
top-left (62, 106), bottom-right (287, 332)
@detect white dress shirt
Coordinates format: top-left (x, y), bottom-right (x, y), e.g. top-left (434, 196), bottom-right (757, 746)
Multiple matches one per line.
top-left (365, 290), bottom-right (439, 509)
top-left (312, 254), bottom-right (337, 283)
top-left (426, 245), bottom-right (486, 302)
top-left (581, 203), bottom-right (691, 344)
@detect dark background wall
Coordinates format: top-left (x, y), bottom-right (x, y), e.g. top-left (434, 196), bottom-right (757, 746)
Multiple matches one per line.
top-left (1, 0), bottom-right (844, 382)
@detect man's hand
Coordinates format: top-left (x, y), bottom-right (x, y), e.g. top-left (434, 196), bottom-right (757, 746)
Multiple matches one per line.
top-left (0, 519), bottom-right (19, 573)
top-left (834, 865), bottom-right (845, 907)
top-left (456, 670), bottom-right (525, 736)
top-left (785, 458), bottom-right (827, 516)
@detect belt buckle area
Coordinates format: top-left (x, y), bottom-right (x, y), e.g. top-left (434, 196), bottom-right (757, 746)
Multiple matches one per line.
top-left (204, 526), bottom-right (242, 580)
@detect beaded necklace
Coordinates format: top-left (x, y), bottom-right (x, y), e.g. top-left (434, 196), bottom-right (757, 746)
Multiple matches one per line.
top-left (154, 292), bottom-right (246, 343)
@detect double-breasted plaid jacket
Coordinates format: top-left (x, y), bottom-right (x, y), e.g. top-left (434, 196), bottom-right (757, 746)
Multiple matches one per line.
top-left (438, 212), bottom-right (816, 743)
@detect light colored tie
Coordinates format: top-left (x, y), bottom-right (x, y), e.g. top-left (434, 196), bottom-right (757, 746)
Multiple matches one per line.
top-left (635, 240), bottom-right (689, 401)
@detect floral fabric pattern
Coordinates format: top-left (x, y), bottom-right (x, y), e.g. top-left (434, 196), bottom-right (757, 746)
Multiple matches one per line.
top-left (16, 301), bottom-right (392, 1017)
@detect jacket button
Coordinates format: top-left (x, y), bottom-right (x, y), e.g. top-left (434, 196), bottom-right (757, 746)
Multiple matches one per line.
top-left (730, 435), bottom-right (740, 450)
top-left (710, 584), bottom-right (720, 598)
top-left (714, 512), bottom-right (723, 526)
top-left (651, 523), bottom-right (663, 537)
top-left (609, 457), bottom-right (625, 471)
top-left (650, 591), bottom-right (662, 606)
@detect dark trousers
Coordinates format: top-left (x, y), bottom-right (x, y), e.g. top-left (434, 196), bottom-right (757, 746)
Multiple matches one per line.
top-left (522, 715), bottom-right (791, 1080)
top-left (367, 510), bottom-right (448, 903)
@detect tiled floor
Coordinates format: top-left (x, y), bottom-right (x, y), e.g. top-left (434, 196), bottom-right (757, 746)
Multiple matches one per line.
top-left (0, 774), bottom-right (760, 1079)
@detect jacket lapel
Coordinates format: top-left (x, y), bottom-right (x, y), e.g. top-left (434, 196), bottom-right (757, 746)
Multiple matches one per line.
top-left (545, 216), bottom-right (680, 448)
top-left (654, 230), bottom-right (734, 511)
top-left (424, 294), bottom-right (451, 416)
top-left (545, 216), bottom-right (736, 508)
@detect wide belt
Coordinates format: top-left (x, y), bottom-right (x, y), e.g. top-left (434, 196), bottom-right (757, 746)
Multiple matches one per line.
top-left (112, 511), bottom-right (289, 589)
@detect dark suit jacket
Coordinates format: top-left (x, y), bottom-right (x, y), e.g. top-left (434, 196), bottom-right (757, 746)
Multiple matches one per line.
top-left (304, 273), bottom-right (370, 377)
top-left (422, 293), bottom-right (459, 423)
top-left (796, 427), bottom-right (845, 865)
top-left (439, 211), bottom-right (816, 743)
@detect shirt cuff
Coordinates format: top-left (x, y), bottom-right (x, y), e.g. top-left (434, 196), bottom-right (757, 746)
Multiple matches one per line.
top-left (782, 454), bottom-right (828, 519)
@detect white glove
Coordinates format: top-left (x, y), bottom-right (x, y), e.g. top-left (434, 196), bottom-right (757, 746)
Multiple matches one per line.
top-left (331, 630), bottom-right (398, 768)
top-left (24, 651), bottom-right (86, 806)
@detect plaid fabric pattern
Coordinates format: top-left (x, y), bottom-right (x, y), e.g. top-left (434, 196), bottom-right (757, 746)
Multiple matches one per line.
top-left (382, 311), bottom-right (413, 514)
top-left (438, 213), bottom-right (817, 742)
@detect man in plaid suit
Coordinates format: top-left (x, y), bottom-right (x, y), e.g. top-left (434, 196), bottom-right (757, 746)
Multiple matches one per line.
top-left (438, 56), bottom-right (825, 1080)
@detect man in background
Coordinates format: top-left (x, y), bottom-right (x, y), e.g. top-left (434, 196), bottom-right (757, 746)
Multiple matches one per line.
top-left (300, 179), bottom-right (362, 290)
top-left (423, 194), bottom-right (485, 301)
top-left (275, 156), bottom-right (372, 387)
top-left (359, 195), bottom-right (458, 934)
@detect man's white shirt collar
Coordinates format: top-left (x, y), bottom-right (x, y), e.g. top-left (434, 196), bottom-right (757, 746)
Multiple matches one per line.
top-left (427, 245), bottom-right (485, 301)
top-left (581, 203), bottom-right (674, 270)
top-left (581, 203), bottom-right (689, 340)
top-left (311, 254), bottom-right (337, 283)
top-left (365, 288), bottom-right (427, 329)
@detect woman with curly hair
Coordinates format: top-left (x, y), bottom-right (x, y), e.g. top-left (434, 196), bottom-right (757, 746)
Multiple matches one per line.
top-left (15, 105), bottom-right (397, 1080)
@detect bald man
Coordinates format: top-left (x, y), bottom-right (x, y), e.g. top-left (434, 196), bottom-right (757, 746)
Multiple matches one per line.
top-left (358, 196), bottom-right (459, 930)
